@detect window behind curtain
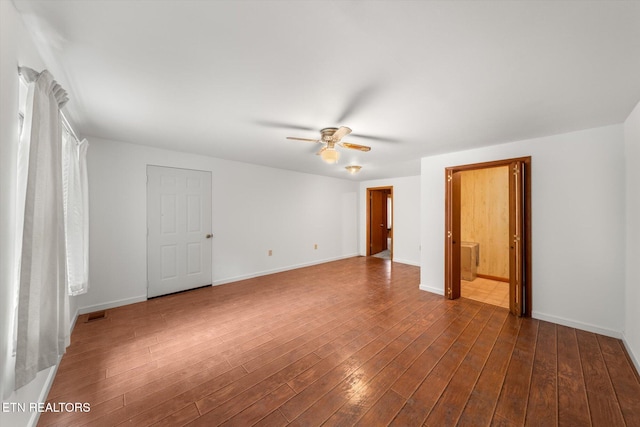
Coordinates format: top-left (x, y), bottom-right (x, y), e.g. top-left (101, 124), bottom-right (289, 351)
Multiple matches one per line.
top-left (12, 76), bottom-right (28, 358)
top-left (18, 76), bottom-right (26, 137)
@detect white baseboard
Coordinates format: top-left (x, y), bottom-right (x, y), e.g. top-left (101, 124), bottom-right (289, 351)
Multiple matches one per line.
top-left (70, 307), bottom-right (80, 331)
top-left (30, 305), bottom-right (82, 426)
top-left (77, 295), bottom-right (147, 315)
top-left (413, 291), bottom-right (636, 374)
top-left (532, 313), bottom-right (639, 376)
top-left (2, 307), bottom-right (80, 427)
top-left (532, 311), bottom-right (622, 339)
top-left (28, 357), bottom-right (61, 427)
top-left (392, 258), bottom-right (420, 267)
top-left (419, 283), bottom-right (444, 295)
top-left (75, 255), bottom-right (361, 313)
top-left (2, 367), bottom-right (56, 427)
top-left (621, 333), bottom-right (640, 376)
top-left (211, 254), bottom-right (360, 287)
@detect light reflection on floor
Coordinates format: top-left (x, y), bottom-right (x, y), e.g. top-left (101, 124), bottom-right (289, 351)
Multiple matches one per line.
top-left (461, 277), bottom-right (509, 308)
top-left (372, 249), bottom-right (391, 260)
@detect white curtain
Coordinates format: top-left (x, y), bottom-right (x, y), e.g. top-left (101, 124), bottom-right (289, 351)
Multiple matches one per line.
top-left (62, 132), bottom-right (89, 296)
top-left (14, 67), bottom-right (70, 389)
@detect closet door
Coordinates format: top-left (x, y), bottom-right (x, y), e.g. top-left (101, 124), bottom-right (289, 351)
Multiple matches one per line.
top-left (147, 166), bottom-right (212, 298)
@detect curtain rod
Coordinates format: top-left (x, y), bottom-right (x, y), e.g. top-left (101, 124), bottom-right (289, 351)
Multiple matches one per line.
top-left (19, 65), bottom-right (81, 143)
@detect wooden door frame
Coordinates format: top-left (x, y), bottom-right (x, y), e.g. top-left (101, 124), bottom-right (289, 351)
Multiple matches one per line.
top-left (366, 186), bottom-right (393, 259)
top-left (444, 157), bottom-right (532, 316)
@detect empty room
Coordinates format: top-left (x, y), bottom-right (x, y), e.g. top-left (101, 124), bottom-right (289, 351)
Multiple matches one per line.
top-left (1, 1), bottom-right (640, 426)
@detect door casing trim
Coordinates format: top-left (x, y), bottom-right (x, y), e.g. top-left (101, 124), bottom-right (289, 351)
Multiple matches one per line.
top-left (444, 156), bottom-right (531, 316)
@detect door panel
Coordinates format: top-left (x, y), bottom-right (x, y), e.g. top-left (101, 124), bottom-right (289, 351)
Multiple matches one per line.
top-left (147, 166), bottom-right (212, 298)
top-left (509, 161), bottom-right (525, 316)
top-left (161, 194), bottom-right (176, 233)
top-left (370, 190), bottom-right (386, 254)
top-left (382, 193), bottom-right (388, 251)
top-left (187, 242), bottom-right (202, 274)
top-left (445, 170), bottom-right (461, 299)
top-left (161, 245), bottom-right (177, 279)
top-left (186, 195), bottom-right (199, 231)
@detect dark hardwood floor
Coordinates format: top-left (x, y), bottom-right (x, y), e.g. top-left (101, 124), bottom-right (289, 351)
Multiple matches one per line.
top-left (38, 257), bottom-right (640, 426)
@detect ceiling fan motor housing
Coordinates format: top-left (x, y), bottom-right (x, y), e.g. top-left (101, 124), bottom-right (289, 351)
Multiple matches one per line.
top-left (320, 127), bottom-right (339, 141)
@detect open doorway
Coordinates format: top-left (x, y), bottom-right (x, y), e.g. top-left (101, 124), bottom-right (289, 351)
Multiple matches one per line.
top-left (367, 186), bottom-right (393, 260)
top-left (444, 157), bottom-right (531, 316)
top-left (459, 166), bottom-right (510, 308)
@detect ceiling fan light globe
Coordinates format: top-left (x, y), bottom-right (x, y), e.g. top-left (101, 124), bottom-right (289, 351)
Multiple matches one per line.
top-left (346, 165), bottom-right (362, 174)
top-left (321, 148), bottom-right (340, 164)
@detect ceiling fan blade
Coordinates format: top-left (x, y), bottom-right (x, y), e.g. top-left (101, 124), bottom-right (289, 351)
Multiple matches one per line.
top-left (335, 85), bottom-right (379, 123)
top-left (255, 120), bottom-right (316, 131)
top-left (286, 137), bottom-right (321, 142)
top-left (340, 142), bottom-right (371, 152)
top-left (352, 133), bottom-right (401, 143)
top-left (332, 126), bottom-right (352, 142)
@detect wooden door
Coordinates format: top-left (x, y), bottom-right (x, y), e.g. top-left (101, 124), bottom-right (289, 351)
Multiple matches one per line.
top-left (445, 170), bottom-right (461, 299)
top-left (147, 166), bottom-right (212, 298)
top-left (509, 160), bottom-right (525, 316)
top-left (370, 190), bottom-right (386, 254)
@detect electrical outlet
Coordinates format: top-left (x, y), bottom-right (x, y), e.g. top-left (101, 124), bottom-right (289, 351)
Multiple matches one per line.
top-left (268, 249), bottom-right (272, 256)
top-left (314, 244), bottom-right (318, 250)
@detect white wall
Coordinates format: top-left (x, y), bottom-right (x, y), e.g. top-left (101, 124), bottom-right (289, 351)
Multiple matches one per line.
top-left (0, 2), bottom-right (75, 425)
top-left (624, 101), bottom-right (640, 371)
top-left (420, 125), bottom-right (626, 337)
top-left (358, 176), bottom-right (421, 266)
top-left (77, 137), bottom-right (359, 312)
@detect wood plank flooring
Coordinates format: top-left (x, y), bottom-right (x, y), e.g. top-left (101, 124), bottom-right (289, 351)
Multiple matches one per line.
top-left (38, 257), bottom-right (640, 426)
top-left (461, 278), bottom-right (509, 309)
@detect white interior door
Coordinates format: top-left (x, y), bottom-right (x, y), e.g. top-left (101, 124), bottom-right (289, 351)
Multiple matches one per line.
top-left (147, 166), bottom-right (212, 298)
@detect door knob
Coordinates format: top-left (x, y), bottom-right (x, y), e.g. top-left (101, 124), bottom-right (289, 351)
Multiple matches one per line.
top-left (380, 224), bottom-right (384, 227)
top-left (206, 234), bottom-right (213, 239)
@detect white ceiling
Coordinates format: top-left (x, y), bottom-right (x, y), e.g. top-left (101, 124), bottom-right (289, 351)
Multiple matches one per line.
top-left (13, 0), bottom-right (640, 180)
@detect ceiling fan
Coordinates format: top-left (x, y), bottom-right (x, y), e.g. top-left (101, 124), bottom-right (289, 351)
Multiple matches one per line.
top-left (286, 126), bottom-right (371, 164)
